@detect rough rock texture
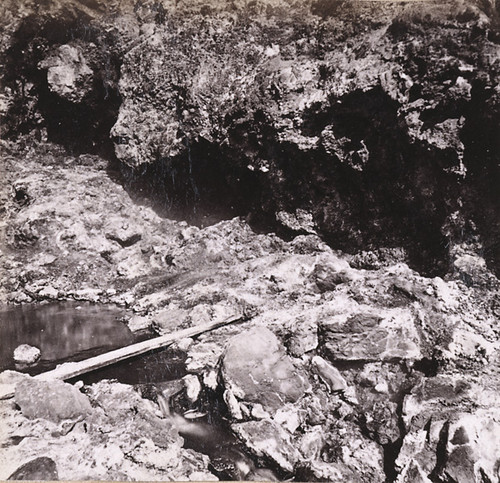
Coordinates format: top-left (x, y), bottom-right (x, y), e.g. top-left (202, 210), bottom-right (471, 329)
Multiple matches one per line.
top-left (39, 44), bottom-right (94, 103)
top-left (14, 378), bottom-right (92, 422)
top-left (1, 0), bottom-right (499, 276)
top-left (221, 327), bottom-right (310, 414)
top-left (1, 138), bottom-right (499, 480)
top-left (1, 379), bottom-right (213, 481)
top-left (7, 456), bottom-right (58, 481)
top-left (397, 372), bottom-right (500, 482)
top-left (0, 0), bottom-right (500, 481)
top-left (321, 307), bottom-right (422, 362)
top-left (232, 419), bottom-right (301, 473)
top-left (13, 344), bottom-right (41, 365)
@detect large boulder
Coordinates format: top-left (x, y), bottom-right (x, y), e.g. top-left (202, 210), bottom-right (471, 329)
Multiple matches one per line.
top-left (14, 378), bottom-right (92, 422)
top-left (7, 457), bottom-right (58, 481)
top-left (320, 308), bottom-right (422, 362)
top-left (221, 327), bottom-right (309, 414)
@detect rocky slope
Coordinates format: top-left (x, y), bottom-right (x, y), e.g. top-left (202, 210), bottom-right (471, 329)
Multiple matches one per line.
top-left (1, 0), bottom-right (500, 482)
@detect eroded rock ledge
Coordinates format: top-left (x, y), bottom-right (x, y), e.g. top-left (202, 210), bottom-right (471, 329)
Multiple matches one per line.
top-left (1, 0), bottom-right (499, 276)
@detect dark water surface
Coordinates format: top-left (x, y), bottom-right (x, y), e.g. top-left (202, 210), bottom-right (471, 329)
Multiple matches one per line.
top-left (0, 302), bottom-right (145, 375)
top-left (0, 302), bottom-right (277, 480)
top-left (0, 301), bottom-right (188, 384)
top-left (78, 347), bottom-right (187, 386)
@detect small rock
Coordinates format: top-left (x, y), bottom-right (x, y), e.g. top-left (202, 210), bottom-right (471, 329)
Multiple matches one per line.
top-left (310, 355), bottom-right (347, 392)
top-left (311, 261), bottom-right (353, 292)
top-left (15, 378), bottom-right (92, 422)
top-left (7, 457), bottom-right (58, 481)
top-left (38, 286), bottom-right (59, 299)
top-left (224, 389), bottom-right (243, 420)
top-left (39, 44), bottom-right (93, 103)
top-left (13, 344), bottom-right (41, 365)
top-left (38, 254), bottom-right (57, 266)
top-left (176, 337), bottom-right (194, 351)
top-left (153, 306), bottom-right (189, 333)
top-left (186, 341), bottom-right (224, 373)
top-left (274, 405), bottom-right (302, 433)
top-left (349, 250), bottom-right (383, 270)
top-left (305, 393), bottom-right (329, 425)
top-left (319, 420), bottom-right (386, 481)
top-left (126, 314), bottom-right (151, 332)
top-left (251, 403), bottom-right (270, 420)
top-left (285, 315), bottom-right (318, 357)
top-left (202, 369), bottom-right (218, 391)
top-left (299, 426), bottom-right (325, 460)
top-left (183, 374), bottom-right (201, 403)
top-left (71, 288), bottom-right (101, 302)
top-left (291, 234), bottom-right (329, 254)
top-left (374, 381), bottom-right (389, 394)
top-left (276, 209), bottom-right (316, 234)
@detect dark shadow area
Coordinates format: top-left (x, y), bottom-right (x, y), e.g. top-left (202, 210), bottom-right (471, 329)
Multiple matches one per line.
top-left (461, 79), bottom-right (500, 276)
top-left (111, 87), bottom-right (461, 277)
top-left (73, 346), bottom-right (187, 386)
top-left (287, 87), bottom-right (454, 276)
top-left (1, 11), bottom-right (122, 157)
top-left (107, 88), bottom-right (458, 277)
top-left (115, 139), bottom-right (266, 228)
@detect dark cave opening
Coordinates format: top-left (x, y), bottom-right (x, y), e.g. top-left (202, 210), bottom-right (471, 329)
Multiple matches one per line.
top-left (108, 83), bottom-right (458, 278)
top-left (115, 140), bottom-right (267, 229)
top-left (461, 79), bottom-right (500, 276)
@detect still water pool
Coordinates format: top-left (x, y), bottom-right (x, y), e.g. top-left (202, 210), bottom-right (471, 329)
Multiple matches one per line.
top-left (0, 302), bottom-right (278, 480)
top-left (0, 302), bottom-right (143, 375)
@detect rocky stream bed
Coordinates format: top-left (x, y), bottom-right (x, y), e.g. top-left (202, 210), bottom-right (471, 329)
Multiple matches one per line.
top-left (1, 0), bottom-right (500, 481)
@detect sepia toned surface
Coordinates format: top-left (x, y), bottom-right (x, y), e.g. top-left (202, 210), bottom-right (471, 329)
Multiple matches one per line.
top-left (0, 0), bottom-right (499, 481)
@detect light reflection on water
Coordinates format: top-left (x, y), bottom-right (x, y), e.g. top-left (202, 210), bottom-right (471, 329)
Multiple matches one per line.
top-left (0, 302), bottom-right (139, 375)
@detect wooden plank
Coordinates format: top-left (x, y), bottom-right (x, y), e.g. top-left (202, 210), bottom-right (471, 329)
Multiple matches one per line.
top-left (0, 313), bottom-right (249, 400)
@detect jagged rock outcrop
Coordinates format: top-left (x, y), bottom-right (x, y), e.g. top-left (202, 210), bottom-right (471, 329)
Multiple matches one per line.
top-left (1, 0), bottom-right (499, 276)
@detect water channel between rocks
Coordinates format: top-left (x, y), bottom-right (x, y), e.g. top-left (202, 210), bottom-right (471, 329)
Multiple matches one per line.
top-left (0, 302), bottom-right (266, 481)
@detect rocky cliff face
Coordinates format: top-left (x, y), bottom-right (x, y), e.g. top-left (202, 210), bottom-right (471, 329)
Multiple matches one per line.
top-left (1, 1), bottom-right (500, 482)
top-left (2, 0), bottom-right (499, 276)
